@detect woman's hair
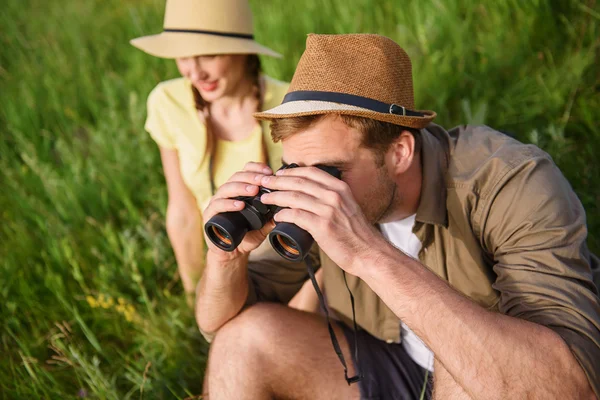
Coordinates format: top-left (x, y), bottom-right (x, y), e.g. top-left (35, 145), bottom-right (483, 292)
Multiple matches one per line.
top-left (191, 55), bottom-right (262, 112)
top-left (192, 55), bottom-right (265, 187)
top-left (270, 114), bottom-right (421, 166)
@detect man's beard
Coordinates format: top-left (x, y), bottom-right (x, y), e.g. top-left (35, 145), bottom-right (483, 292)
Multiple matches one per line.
top-left (360, 164), bottom-right (398, 224)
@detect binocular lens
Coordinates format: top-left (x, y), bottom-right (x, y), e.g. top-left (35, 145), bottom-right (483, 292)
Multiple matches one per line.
top-left (274, 234), bottom-right (300, 257)
top-left (269, 221), bottom-right (314, 262)
top-left (211, 226), bottom-right (232, 246)
top-left (204, 212), bottom-right (249, 252)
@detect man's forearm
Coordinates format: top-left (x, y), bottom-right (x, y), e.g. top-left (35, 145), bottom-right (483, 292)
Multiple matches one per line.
top-left (195, 251), bottom-right (250, 335)
top-left (360, 245), bottom-right (594, 399)
top-left (433, 359), bottom-right (472, 400)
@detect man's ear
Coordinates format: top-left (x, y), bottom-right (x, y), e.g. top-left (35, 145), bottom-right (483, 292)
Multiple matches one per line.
top-left (389, 130), bottom-right (416, 175)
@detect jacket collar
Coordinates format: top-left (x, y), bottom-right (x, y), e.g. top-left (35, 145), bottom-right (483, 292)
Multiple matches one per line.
top-left (415, 123), bottom-right (450, 227)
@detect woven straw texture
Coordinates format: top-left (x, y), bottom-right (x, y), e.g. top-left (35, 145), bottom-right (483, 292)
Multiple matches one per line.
top-left (255, 34), bottom-right (436, 128)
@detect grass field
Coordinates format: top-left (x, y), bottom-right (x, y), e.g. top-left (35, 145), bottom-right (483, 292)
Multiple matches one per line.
top-left (1, 0), bottom-right (599, 398)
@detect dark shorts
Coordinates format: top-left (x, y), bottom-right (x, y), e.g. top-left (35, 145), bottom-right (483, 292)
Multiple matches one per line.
top-left (339, 323), bottom-right (433, 400)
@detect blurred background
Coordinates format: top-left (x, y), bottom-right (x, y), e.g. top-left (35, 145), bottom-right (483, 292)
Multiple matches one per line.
top-left (1, 0), bottom-right (598, 398)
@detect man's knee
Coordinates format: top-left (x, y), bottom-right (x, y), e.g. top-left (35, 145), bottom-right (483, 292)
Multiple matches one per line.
top-left (210, 302), bottom-right (291, 359)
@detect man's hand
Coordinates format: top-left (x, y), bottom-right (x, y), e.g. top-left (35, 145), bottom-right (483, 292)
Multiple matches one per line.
top-left (196, 161), bottom-right (276, 335)
top-left (259, 165), bottom-right (383, 275)
top-left (203, 161), bottom-right (276, 262)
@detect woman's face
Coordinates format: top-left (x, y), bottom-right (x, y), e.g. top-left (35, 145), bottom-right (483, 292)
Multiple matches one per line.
top-left (176, 55), bottom-right (249, 102)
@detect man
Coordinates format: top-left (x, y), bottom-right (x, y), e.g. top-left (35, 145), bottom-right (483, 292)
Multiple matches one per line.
top-left (195, 34), bottom-right (600, 399)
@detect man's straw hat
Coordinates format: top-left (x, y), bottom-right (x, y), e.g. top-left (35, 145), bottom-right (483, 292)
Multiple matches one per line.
top-left (130, 0), bottom-right (281, 59)
top-left (255, 34), bottom-right (436, 129)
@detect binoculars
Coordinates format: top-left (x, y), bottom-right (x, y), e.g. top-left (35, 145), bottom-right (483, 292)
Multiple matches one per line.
top-left (204, 163), bottom-right (340, 262)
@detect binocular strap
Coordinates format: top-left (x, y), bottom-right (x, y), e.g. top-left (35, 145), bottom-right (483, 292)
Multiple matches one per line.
top-left (305, 256), bottom-right (361, 385)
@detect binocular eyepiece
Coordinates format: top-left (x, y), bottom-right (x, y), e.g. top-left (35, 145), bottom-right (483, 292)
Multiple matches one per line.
top-left (204, 163), bottom-right (341, 262)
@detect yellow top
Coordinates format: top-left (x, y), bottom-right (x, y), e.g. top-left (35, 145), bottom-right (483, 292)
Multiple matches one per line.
top-left (145, 75), bottom-right (289, 210)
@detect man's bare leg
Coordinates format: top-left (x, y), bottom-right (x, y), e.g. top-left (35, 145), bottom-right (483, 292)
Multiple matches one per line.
top-left (201, 364), bottom-right (209, 398)
top-left (206, 302), bottom-right (361, 400)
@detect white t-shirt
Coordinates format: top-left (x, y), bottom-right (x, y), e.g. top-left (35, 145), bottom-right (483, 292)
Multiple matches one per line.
top-left (379, 215), bottom-right (435, 372)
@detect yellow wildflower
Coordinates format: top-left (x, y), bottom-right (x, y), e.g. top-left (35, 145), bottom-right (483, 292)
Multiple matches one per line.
top-left (124, 311), bottom-right (134, 322)
top-left (99, 296), bottom-right (114, 309)
top-left (86, 296), bottom-right (98, 308)
top-left (86, 293), bottom-right (138, 323)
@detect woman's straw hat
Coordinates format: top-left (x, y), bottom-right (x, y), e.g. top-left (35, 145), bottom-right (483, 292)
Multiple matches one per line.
top-left (255, 34), bottom-right (436, 129)
top-left (130, 0), bottom-right (281, 59)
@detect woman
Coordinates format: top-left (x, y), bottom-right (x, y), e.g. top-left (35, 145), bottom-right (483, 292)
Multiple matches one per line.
top-left (130, 0), bottom-right (321, 309)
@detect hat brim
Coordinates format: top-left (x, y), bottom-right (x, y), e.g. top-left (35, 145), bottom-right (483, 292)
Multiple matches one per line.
top-left (130, 31), bottom-right (281, 59)
top-left (254, 100), bottom-right (436, 129)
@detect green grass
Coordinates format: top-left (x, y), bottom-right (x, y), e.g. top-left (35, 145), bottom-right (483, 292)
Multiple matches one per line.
top-left (1, 0), bottom-right (599, 398)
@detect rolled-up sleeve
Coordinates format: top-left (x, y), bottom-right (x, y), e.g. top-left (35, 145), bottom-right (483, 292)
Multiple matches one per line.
top-left (480, 152), bottom-right (600, 397)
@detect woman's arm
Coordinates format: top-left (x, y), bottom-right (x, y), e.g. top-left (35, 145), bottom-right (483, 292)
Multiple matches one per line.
top-left (159, 147), bottom-right (205, 295)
